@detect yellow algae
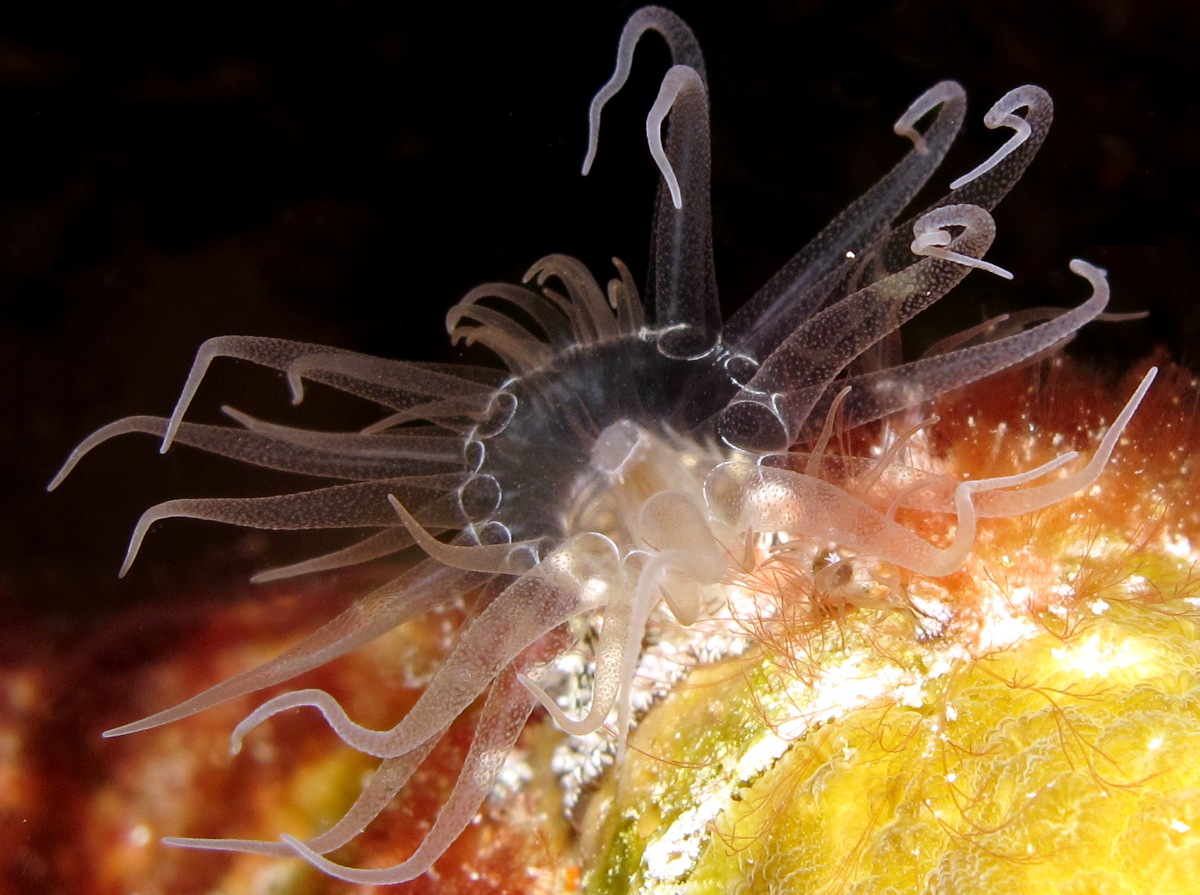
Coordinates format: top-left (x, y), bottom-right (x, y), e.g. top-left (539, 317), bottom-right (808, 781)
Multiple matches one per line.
top-left (585, 598), bottom-right (1200, 895)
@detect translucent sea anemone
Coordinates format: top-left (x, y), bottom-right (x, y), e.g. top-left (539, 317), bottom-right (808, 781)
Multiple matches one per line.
top-left (49, 5), bottom-right (1155, 886)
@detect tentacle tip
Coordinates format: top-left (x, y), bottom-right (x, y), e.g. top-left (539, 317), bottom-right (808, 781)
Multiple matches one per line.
top-left (286, 374), bottom-right (306, 406)
top-left (1068, 258), bottom-right (1106, 279)
top-left (893, 125), bottom-right (929, 156)
top-left (516, 670), bottom-right (539, 696)
top-left (118, 539), bottom-right (142, 578)
top-left (162, 836), bottom-right (218, 852)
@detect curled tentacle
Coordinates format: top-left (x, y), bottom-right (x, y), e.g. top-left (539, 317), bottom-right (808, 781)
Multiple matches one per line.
top-left (522, 546), bottom-right (703, 757)
top-left (582, 5), bottom-right (704, 176)
top-left (708, 453), bottom-right (1077, 579)
top-left (646, 65), bottom-right (705, 213)
top-left (892, 80), bottom-right (966, 155)
top-left (158, 338), bottom-right (496, 453)
top-left (605, 256), bottom-right (647, 333)
top-left (951, 85), bottom-right (1048, 190)
top-left (230, 535), bottom-right (617, 758)
top-left (283, 352), bottom-right (502, 408)
top-left (724, 81), bottom-right (967, 361)
top-left (277, 660), bottom-right (542, 884)
top-left (517, 562), bottom-right (636, 739)
top-left (872, 85), bottom-right (1054, 278)
top-left (579, 7), bottom-right (717, 358)
top-left (160, 336), bottom-right (350, 451)
top-left (796, 258), bottom-right (1112, 438)
top-left (635, 489), bottom-right (726, 619)
top-left (718, 204), bottom-right (1001, 452)
top-left (911, 206), bottom-right (1014, 280)
top-left (898, 366), bottom-right (1156, 520)
top-left (711, 367), bottom-right (1152, 578)
top-left (164, 732), bottom-right (443, 858)
top-left (444, 255), bottom-right (647, 369)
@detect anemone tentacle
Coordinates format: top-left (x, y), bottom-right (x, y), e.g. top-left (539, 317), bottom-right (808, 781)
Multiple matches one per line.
top-left (583, 5), bottom-right (705, 177)
top-left (229, 533), bottom-right (614, 758)
top-left (276, 659), bottom-right (545, 885)
top-left (723, 80), bottom-right (968, 361)
top-left (950, 85), bottom-right (1051, 191)
top-left (102, 559), bottom-right (485, 737)
top-left (718, 204), bottom-right (1005, 451)
top-left (709, 447), bottom-right (1080, 579)
top-left (165, 730), bottom-right (444, 858)
top-left (795, 258), bottom-right (1112, 438)
top-left (250, 527), bottom-right (419, 582)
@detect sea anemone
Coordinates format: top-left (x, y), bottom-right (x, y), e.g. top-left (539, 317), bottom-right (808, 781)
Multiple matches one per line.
top-left (49, 5), bottom-right (1154, 886)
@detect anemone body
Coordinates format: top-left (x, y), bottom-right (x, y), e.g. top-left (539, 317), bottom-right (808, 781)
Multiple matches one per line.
top-left (50, 5), bottom-right (1153, 886)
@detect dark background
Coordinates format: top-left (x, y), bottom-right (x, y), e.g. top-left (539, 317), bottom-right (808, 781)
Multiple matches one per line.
top-left (2, 0), bottom-right (1197, 619)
